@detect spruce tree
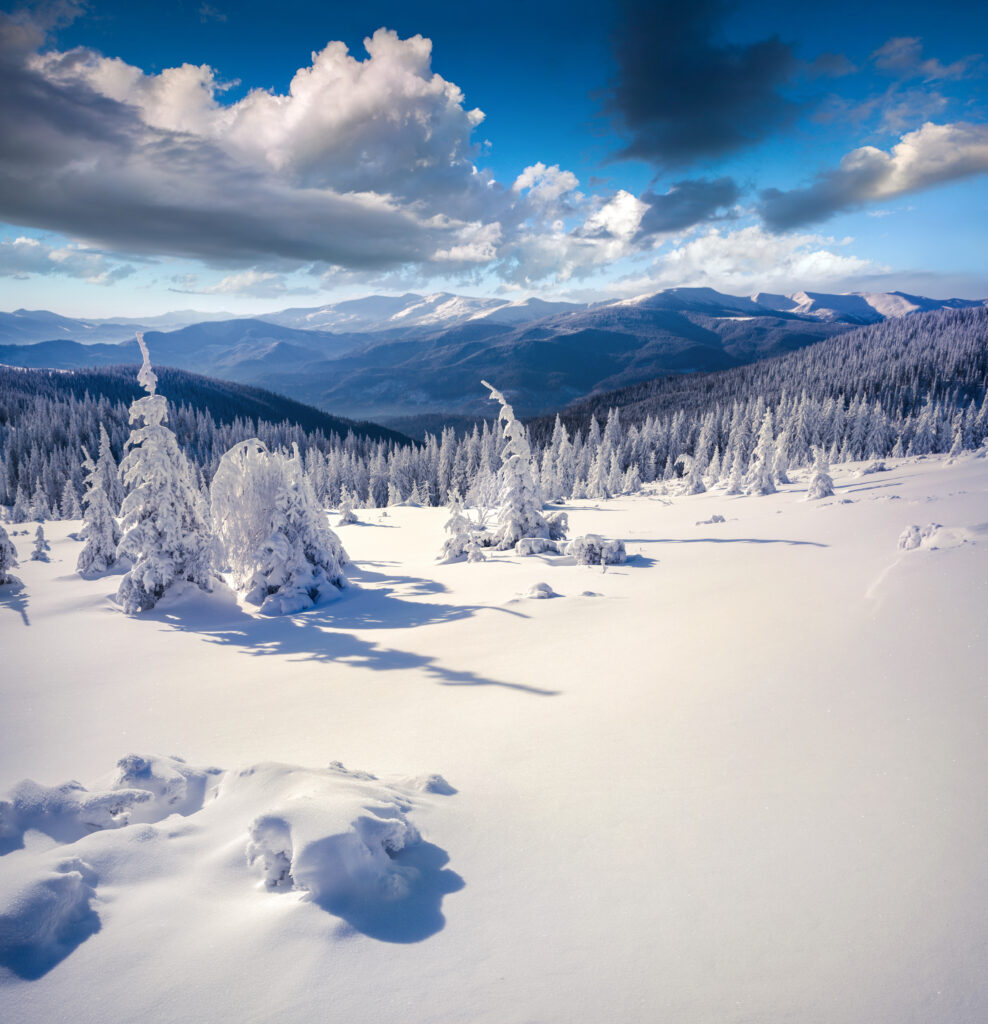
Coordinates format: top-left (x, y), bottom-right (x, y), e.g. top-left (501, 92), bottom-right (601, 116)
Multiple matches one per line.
top-left (77, 446), bottom-right (122, 576)
top-left (482, 380), bottom-right (553, 550)
top-left (116, 336), bottom-right (216, 614)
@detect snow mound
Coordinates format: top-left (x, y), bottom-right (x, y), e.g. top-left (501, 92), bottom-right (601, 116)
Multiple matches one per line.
top-left (696, 514), bottom-right (726, 525)
top-left (0, 858), bottom-right (99, 979)
top-left (525, 582), bottom-right (557, 599)
top-left (898, 523), bottom-right (975, 551)
top-left (856, 460), bottom-right (888, 477)
top-left (0, 755), bottom-right (220, 852)
top-left (1, 756), bottom-right (457, 973)
top-left (237, 762), bottom-right (425, 906)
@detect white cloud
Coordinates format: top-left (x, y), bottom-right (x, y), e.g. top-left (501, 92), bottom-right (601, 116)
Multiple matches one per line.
top-left (644, 225), bottom-right (880, 293)
top-left (0, 235), bottom-right (134, 283)
top-left (760, 121), bottom-right (988, 229)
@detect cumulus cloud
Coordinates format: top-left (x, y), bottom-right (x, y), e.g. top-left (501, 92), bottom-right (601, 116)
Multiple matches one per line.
top-left (0, 235), bottom-right (134, 283)
top-left (606, 0), bottom-right (798, 168)
top-left (759, 121), bottom-right (988, 230)
top-left (642, 225), bottom-right (878, 294)
top-left (0, 17), bottom-right (507, 276)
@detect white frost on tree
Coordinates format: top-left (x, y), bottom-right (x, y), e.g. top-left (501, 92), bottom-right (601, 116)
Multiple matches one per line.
top-left (211, 438), bottom-right (348, 615)
top-left (482, 380), bottom-right (556, 550)
top-left (77, 445), bottom-right (122, 577)
top-left (806, 446), bottom-right (835, 500)
top-left (116, 335), bottom-right (217, 614)
top-left (0, 524), bottom-right (18, 583)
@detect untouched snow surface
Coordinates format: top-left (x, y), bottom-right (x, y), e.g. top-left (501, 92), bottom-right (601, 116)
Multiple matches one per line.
top-left (2, 454), bottom-right (987, 1023)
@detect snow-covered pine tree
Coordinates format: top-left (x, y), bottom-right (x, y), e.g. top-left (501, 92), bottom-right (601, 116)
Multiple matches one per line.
top-left (211, 439), bottom-right (348, 614)
top-left (806, 446), bottom-right (835, 500)
top-left (438, 495), bottom-right (483, 563)
top-left (97, 423), bottom-right (124, 513)
top-left (336, 486), bottom-right (358, 526)
top-left (744, 410), bottom-right (777, 496)
top-left (31, 524), bottom-right (50, 561)
top-left (0, 524), bottom-right (18, 583)
top-left (677, 453), bottom-right (706, 495)
top-left (77, 445), bottom-right (122, 576)
top-left (11, 483), bottom-right (29, 523)
top-left (482, 380), bottom-right (554, 550)
top-left (116, 335), bottom-right (217, 614)
top-left (28, 478), bottom-right (51, 521)
top-left (60, 477), bottom-right (82, 520)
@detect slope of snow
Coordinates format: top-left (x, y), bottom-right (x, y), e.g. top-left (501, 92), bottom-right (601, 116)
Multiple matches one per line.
top-left (466, 297), bottom-right (587, 324)
top-left (2, 453), bottom-right (987, 1023)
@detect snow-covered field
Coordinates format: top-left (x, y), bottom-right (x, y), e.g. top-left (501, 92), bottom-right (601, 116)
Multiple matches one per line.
top-left (2, 453), bottom-right (987, 1024)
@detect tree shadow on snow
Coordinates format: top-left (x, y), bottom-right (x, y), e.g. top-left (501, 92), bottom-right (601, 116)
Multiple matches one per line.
top-left (145, 570), bottom-right (557, 697)
top-left (0, 578), bottom-right (30, 625)
top-left (318, 840), bottom-right (465, 944)
top-left (625, 536), bottom-right (828, 548)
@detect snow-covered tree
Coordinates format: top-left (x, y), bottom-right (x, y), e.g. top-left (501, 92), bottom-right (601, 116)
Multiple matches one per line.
top-left (97, 423), bottom-right (124, 513)
top-left (11, 483), bottom-right (29, 523)
top-left (77, 445), bottom-right (122, 576)
top-left (806, 447), bottom-right (835, 500)
top-left (31, 524), bottom-right (50, 561)
top-left (211, 438), bottom-right (348, 614)
top-left (437, 495), bottom-right (484, 563)
top-left (60, 478), bottom-right (82, 520)
top-left (744, 410), bottom-right (777, 496)
top-left (336, 487), bottom-right (358, 526)
top-left (0, 524), bottom-right (18, 583)
top-left (116, 335), bottom-right (217, 614)
top-left (482, 380), bottom-right (555, 550)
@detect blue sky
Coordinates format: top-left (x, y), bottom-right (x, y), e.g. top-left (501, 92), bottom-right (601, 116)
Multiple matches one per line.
top-left (0, 0), bottom-right (985, 316)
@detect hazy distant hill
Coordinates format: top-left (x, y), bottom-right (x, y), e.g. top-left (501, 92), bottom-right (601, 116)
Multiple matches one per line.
top-left (2, 288), bottom-right (984, 435)
top-left (527, 306), bottom-right (988, 440)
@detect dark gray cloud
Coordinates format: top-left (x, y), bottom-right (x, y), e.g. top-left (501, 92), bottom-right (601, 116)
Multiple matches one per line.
top-left (606, 0), bottom-right (798, 169)
top-left (636, 177), bottom-right (741, 238)
top-left (759, 121), bottom-right (988, 230)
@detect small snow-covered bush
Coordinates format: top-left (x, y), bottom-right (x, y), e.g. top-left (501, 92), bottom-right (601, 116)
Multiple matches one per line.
top-left (336, 488), bottom-right (358, 526)
top-left (806, 447), bottom-right (835, 501)
top-left (514, 537), bottom-right (559, 556)
top-left (525, 582), bottom-right (557, 599)
top-left (565, 534), bottom-right (627, 565)
top-left (857, 460), bottom-right (888, 477)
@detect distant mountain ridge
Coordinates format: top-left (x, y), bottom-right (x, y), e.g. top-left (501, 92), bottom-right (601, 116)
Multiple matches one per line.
top-left (2, 287), bottom-right (985, 436)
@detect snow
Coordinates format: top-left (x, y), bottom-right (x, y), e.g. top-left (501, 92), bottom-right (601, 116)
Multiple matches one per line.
top-left (2, 454), bottom-right (988, 1023)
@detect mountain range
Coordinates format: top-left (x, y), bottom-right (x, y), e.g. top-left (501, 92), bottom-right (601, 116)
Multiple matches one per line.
top-left (2, 287), bottom-right (985, 435)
